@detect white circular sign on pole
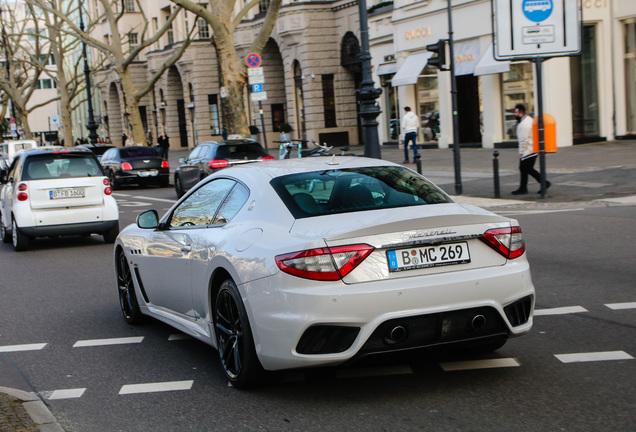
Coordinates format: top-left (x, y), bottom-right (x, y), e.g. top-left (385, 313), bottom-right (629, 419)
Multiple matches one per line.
top-left (492, 0), bottom-right (582, 60)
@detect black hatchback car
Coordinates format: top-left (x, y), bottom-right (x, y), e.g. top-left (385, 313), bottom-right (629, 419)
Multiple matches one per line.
top-left (100, 146), bottom-right (169, 189)
top-left (174, 139), bottom-right (273, 197)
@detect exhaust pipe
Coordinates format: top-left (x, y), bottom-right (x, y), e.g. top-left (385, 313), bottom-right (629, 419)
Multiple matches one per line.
top-left (384, 325), bottom-right (407, 345)
top-left (471, 314), bottom-right (487, 331)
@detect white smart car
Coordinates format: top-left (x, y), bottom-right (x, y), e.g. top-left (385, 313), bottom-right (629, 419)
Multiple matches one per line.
top-left (0, 147), bottom-right (119, 251)
top-left (114, 157), bottom-right (534, 388)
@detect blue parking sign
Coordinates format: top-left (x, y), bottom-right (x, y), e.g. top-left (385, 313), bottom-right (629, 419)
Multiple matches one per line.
top-left (252, 84), bottom-right (263, 93)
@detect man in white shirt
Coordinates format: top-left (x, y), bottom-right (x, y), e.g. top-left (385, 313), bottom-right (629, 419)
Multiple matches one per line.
top-left (512, 103), bottom-right (550, 195)
top-left (401, 106), bottom-right (419, 164)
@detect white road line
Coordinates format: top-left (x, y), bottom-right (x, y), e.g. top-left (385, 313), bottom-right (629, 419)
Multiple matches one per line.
top-left (47, 388), bottom-right (86, 400)
top-left (130, 195), bottom-right (176, 203)
top-left (73, 336), bottom-right (144, 348)
top-left (119, 380), bottom-right (194, 395)
top-left (555, 351), bottom-right (634, 364)
top-left (0, 343), bottom-right (47, 353)
top-left (533, 306), bottom-right (588, 316)
top-left (440, 358), bottom-right (520, 372)
top-left (605, 302), bottom-right (636, 310)
top-left (336, 365), bottom-right (413, 379)
top-left (168, 333), bottom-right (192, 341)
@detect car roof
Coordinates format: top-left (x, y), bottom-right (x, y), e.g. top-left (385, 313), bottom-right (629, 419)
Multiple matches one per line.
top-left (20, 147), bottom-right (92, 156)
top-left (198, 139), bottom-right (261, 147)
top-left (212, 156), bottom-right (400, 180)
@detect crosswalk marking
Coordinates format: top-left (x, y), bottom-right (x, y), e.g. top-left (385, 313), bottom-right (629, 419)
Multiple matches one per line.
top-left (47, 388), bottom-right (86, 400)
top-left (555, 351), bottom-right (634, 363)
top-left (534, 306), bottom-right (588, 316)
top-left (0, 343), bottom-right (47, 353)
top-left (440, 358), bottom-right (520, 372)
top-left (605, 302), bottom-right (636, 310)
top-left (119, 380), bottom-right (194, 395)
top-left (73, 336), bottom-right (144, 347)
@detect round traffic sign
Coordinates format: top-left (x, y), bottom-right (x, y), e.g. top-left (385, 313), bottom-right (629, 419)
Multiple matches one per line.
top-left (522, 0), bottom-right (553, 23)
top-left (246, 53), bottom-right (261, 68)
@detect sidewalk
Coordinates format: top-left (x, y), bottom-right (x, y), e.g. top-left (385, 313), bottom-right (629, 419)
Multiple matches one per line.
top-left (2, 139), bottom-right (635, 431)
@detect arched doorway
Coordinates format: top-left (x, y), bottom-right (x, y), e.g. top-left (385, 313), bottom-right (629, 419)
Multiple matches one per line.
top-left (293, 61), bottom-right (306, 139)
top-left (166, 66), bottom-right (188, 148)
top-left (260, 38), bottom-right (286, 147)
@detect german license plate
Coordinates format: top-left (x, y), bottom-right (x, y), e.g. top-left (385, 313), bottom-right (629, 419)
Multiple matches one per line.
top-left (50, 188), bottom-right (85, 199)
top-left (139, 170), bottom-right (158, 177)
top-left (387, 242), bottom-right (470, 272)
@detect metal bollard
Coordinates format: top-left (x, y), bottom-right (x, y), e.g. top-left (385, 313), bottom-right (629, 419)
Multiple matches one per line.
top-left (493, 151), bottom-right (500, 198)
top-left (414, 154), bottom-right (422, 174)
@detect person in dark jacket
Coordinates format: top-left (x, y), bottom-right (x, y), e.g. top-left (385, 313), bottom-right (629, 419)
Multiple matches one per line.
top-left (157, 132), bottom-right (170, 160)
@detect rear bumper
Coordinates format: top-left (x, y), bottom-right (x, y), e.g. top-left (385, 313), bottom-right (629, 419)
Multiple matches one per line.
top-left (116, 169), bottom-right (169, 184)
top-left (20, 220), bottom-right (118, 237)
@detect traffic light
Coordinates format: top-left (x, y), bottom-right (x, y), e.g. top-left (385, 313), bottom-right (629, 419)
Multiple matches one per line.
top-left (426, 39), bottom-right (448, 70)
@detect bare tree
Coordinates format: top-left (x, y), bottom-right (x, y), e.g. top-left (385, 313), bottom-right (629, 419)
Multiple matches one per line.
top-left (32, 0), bottom-right (195, 146)
top-left (170, 0), bottom-right (283, 136)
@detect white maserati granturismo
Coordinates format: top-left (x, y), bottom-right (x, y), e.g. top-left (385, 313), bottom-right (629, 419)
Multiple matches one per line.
top-left (114, 156), bottom-right (534, 388)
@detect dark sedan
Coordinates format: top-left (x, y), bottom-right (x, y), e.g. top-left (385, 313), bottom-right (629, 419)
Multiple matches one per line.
top-left (100, 146), bottom-right (169, 189)
top-left (174, 139), bottom-right (273, 197)
top-left (74, 144), bottom-right (115, 162)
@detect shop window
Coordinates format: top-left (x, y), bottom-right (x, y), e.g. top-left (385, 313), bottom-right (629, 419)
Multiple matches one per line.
top-left (208, 94), bottom-right (220, 135)
top-left (626, 21), bottom-right (636, 133)
top-left (570, 25), bottom-right (599, 138)
top-left (322, 74), bottom-right (337, 128)
top-left (502, 63), bottom-right (534, 140)
top-left (271, 103), bottom-right (285, 132)
top-left (417, 66), bottom-right (439, 142)
top-left (381, 74), bottom-right (398, 140)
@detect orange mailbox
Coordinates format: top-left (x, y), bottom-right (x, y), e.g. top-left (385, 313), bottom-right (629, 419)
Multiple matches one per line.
top-left (533, 114), bottom-right (557, 153)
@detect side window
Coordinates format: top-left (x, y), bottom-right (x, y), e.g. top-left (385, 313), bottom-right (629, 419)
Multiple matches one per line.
top-left (102, 149), bottom-right (114, 161)
top-left (188, 146), bottom-right (202, 160)
top-left (169, 179), bottom-right (235, 228)
top-left (213, 183), bottom-right (249, 224)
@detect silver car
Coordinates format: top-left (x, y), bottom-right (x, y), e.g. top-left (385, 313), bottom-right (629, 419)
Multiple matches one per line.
top-left (114, 157), bottom-right (535, 388)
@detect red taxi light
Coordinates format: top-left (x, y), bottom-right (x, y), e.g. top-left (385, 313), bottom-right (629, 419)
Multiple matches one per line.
top-left (275, 244), bottom-right (374, 281)
top-left (17, 193), bottom-right (28, 201)
top-left (262, 155), bottom-right (275, 161)
top-left (482, 226), bottom-right (525, 259)
top-left (210, 159), bottom-right (229, 169)
top-left (161, 160), bottom-right (169, 168)
top-left (122, 162), bottom-right (133, 171)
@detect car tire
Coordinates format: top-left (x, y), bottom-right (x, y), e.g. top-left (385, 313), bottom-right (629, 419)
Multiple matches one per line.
top-left (0, 213), bottom-right (11, 243)
top-left (175, 174), bottom-right (184, 198)
top-left (103, 222), bottom-right (120, 244)
top-left (109, 170), bottom-right (119, 190)
top-left (116, 249), bottom-right (144, 325)
top-left (214, 279), bottom-right (264, 388)
top-left (12, 218), bottom-right (29, 252)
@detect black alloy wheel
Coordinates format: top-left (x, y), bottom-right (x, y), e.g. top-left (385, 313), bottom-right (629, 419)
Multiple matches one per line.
top-left (214, 280), bottom-right (263, 388)
top-left (116, 249), bottom-right (143, 324)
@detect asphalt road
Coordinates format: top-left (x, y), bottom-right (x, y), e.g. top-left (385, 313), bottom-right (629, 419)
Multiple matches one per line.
top-left (1, 185), bottom-right (635, 432)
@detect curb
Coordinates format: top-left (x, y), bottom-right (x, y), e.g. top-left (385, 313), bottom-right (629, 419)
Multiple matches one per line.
top-left (0, 387), bottom-right (65, 432)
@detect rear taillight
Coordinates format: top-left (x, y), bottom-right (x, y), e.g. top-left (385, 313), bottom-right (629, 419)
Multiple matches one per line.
top-left (103, 178), bottom-right (110, 186)
top-left (103, 178), bottom-right (112, 195)
top-left (104, 187), bottom-right (112, 195)
top-left (122, 162), bottom-right (133, 171)
top-left (275, 244), bottom-right (374, 281)
top-left (18, 183), bottom-right (27, 191)
top-left (209, 159), bottom-right (229, 169)
top-left (482, 226), bottom-right (525, 259)
top-left (17, 183), bottom-right (28, 201)
top-left (263, 155), bottom-right (275, 161)
top-left (161, 160), bottom-right (169, 168)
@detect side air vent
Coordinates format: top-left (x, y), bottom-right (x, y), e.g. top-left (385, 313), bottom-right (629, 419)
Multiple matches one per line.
top-left (504, 295), bottom-right (533, 327)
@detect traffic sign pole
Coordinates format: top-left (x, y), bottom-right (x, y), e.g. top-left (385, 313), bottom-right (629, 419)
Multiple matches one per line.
top-left (246, 54), bottom-right (268, 148)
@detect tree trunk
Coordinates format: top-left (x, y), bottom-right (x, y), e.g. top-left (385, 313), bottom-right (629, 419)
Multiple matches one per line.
top-left (119, 70), bottom-right (147, 146)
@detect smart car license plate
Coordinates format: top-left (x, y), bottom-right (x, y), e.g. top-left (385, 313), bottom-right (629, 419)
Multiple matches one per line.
top-left (387, 242), bottom-right (470, 272)
top-left (139, 170), bottom-right (158, 177)
top-left (50, 188), bottom-right (85, 199)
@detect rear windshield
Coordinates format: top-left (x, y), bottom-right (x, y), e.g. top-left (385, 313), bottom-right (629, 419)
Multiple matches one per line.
top-left (215, 143), bottom-right (268, 160)
top-left (270, 166), bottom-right (452, 218)
top-left (120, 147), bottom-right (157, 158)
top-left (23, 153), bottom-right (103, 180)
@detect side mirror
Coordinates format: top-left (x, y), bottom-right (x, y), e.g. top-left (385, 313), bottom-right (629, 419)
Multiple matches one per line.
top-left (0, 169), bottom-right (7, 184)
top-left (137, 209), bottom-right (159, 229)
top-left (178, 157), bottom-right (186, 163)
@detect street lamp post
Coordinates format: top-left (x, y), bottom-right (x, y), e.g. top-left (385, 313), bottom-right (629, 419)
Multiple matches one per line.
top-left (356, 0), bottom-right (382, 159)
top-left (78, 1), bottom-right (99, 144)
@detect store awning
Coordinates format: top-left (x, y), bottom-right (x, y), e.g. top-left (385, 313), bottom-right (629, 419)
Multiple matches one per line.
top-left (391, 52), bottom-right (433, 87)
top-left (376, 63), bottom-right (397, 76)
top-left (474, 43), bottom-right (510, 76)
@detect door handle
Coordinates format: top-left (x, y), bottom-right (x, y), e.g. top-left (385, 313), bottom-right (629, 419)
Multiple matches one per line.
top-left (180, 245), bottom-right (192, 253)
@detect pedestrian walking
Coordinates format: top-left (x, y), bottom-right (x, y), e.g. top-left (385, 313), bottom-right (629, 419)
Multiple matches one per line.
top-left (125, 134), bottom-right (135, 147)
top-left (157, 132), bottom-right (170, 160)
top-left (511, 103), bottom-right (550, 195)
top-left (121, 132), bottom-right (127, 147)
top-left (401, 106), bottom-right (419, 163)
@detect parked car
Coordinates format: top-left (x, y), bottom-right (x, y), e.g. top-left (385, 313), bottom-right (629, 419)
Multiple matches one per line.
top-left (100, 146), bottom-right (169, 189)
top-left (173, 139), bottom-right (273, 197)
top-left (0, 147), bottom-right (119, 251)
top-left (114, 157), bottom-right (535, 388)
top-left (74, 144), bottom-right (116, 162)
top-left (0, 139), bottom-right (39, 170)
